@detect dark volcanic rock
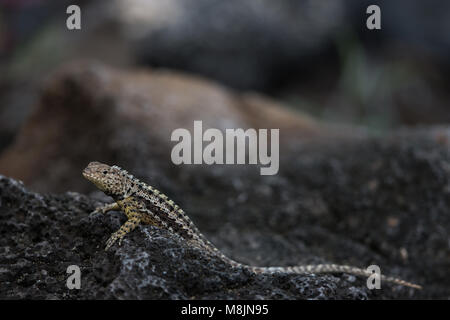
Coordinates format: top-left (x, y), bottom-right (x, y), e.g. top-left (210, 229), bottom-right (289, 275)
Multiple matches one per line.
top-left (0, 175), bottom-right (364, 299)
top-left (1, 127), bottom-right (449, 299)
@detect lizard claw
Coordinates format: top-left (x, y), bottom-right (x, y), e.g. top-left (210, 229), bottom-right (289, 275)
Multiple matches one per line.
top-left (92, 207), bottom-right (106, 215)
top-left (105, 236), bottom-right (117, 251)
top-left (105, 232), bottom-right (125, 251)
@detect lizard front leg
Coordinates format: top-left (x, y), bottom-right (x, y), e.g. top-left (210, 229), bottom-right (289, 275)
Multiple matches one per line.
top-left (105, 215), bottom-right (142, 251)
top-left (92, 202), bottom-right (120, 214)
top-left (104, 196), bottom-right (145, 251)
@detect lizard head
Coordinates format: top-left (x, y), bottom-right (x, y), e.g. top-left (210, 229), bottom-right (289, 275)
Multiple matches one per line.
top-left (83, 161), bottom-right (132, 197)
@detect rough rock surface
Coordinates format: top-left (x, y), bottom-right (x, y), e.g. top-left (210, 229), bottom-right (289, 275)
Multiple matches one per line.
top-left (1, 127), bottom-right (449, 299)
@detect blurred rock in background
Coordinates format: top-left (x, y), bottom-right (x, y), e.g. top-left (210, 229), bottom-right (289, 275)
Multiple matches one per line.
top-left (0, 61), bottom-right (352, 193)
top-left (120, 0), bottom-right (450, 128)
top-left (1, 0), bottom-right (450, 154)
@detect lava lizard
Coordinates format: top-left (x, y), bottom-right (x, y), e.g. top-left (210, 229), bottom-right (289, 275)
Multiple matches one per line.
top-left (82, 161), bottom-right (422, 289)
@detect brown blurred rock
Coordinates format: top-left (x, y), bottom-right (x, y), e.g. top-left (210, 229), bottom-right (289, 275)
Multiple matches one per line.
top-left (0, 61), bottom-right (349, 193)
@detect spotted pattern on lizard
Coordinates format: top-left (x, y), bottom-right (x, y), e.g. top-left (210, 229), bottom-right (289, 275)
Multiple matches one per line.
top-left (82, 161), bottom-right (422, 289)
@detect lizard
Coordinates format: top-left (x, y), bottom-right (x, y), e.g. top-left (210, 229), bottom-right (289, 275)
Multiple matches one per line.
top-left (82, 161), bottom-right (422, 289)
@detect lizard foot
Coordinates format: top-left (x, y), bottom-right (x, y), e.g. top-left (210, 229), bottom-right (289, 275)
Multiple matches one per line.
top-left (92, 202), bottom-right (120, 215)
top-left (105, 232), bottom-right (124, 251)
top-left (92, 207), bottom-right (106, 215)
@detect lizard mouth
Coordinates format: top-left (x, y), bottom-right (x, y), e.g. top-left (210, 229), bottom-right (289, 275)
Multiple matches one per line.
top-left (82, 172), bottom-right (94, 183)
top-left (82, 161), bottom-right (113, 192)
top-left (82, 170), bottom-right (106, 191)
top-left (82, 167), bottom-right (97, 182)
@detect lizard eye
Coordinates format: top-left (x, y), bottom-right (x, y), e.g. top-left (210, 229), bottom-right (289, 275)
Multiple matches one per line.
top-left (103, 170), bottom-right (108, 175)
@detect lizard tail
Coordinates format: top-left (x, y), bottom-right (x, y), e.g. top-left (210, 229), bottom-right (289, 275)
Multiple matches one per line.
top-left (194, 239), bottom-right (422, 289)
top-left (248, 264), bottom-right (422, 289)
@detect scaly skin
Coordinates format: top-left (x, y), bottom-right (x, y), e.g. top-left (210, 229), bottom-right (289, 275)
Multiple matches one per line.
top-left (82, 161), bottom-right (422, 289)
